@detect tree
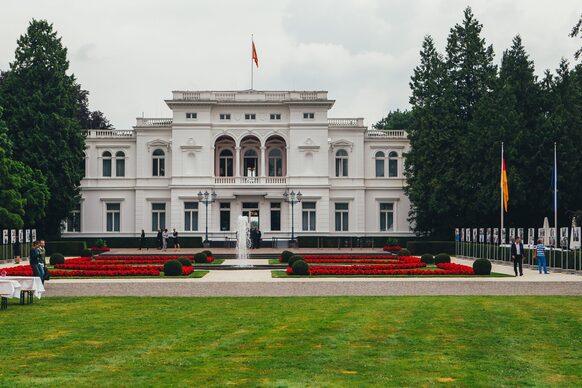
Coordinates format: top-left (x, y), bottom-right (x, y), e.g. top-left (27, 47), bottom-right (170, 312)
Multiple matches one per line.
top-left (0, 19), bottom-right (85, 237)
top-left (374, 109), bottom-right (414, 130)
top-left (0, 106), bottom-right (50, 228)
top-left (76, 84), bottom-right (112, 129)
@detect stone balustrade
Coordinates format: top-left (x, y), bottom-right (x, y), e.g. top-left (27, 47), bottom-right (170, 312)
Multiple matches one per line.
top-left (328, 118), bottom-right (364, 127)
top-left (134, 118), bottom-right (173, 127)
top-left (365, 129), bottom-right (407, 139)
top-left (214, 177), bottom-right (287, 185)
top-left (171, 90), bottom-right (329, 102)
top-left (85, 129), bottom-right (135, 138)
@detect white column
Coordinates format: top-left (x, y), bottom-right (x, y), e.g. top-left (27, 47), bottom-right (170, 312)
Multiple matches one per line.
top-left (235, 147), bottom-right (241, 178)
top-left (260, 146), bottom-right (266, 177)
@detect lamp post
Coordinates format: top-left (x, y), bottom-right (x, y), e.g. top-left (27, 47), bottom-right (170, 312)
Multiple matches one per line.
top-left (198, 190), bottom-right (217, 247)
top-left (283, 190), bottom-right (302, 247)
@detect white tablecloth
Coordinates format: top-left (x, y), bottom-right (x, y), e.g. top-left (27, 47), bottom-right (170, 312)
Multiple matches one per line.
top-left (0, 279), bottom-right (22, 298)
top-left (2, 276), bottom-right (45, 299)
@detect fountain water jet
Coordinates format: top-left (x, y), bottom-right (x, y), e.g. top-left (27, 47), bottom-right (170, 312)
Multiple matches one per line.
top-left (236, 216), bottom-right (254, 267)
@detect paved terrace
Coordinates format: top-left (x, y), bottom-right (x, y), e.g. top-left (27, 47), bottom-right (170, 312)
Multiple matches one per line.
top-left (3, 248), bottom-right (581, 296)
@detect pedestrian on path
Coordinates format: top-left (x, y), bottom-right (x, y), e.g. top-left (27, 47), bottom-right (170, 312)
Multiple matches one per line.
top-left (162, 229), bottom-right (169, 251)
top-left (511, 237), bottom-right (524, 276)
top-left (139, 229), bottom-right (147, 250)
top-left (534, 239), bottom-right (549, 274)
top-left (172, 228), bottom-right (180, 251)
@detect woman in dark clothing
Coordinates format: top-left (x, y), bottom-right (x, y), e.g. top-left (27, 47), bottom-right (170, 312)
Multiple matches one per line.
top-left (156, 229), bottom-right (162, 250)
top-left (13, 239), bottom-right (21, 264)
top-left (139, 229), bottom-right (146, 250)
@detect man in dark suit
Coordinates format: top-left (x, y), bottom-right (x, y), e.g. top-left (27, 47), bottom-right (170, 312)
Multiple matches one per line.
top-left (511, 236), bottom-right (524, 277)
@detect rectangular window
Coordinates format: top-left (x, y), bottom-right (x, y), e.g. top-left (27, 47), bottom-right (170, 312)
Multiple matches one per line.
top-left (270, 113), bottom-right (281, 120)
top-left (219, 113), bottom-right (231, 120)
top-left (151, 203), bottom-right (166, 231)
top-left (335, 203), bottom-right (349, 231)
top-left (244, 113), bottom-right (256, 120)
top-left (220, 202), bottom-right (230, 231)
top-left (103, 159), bottom-right (112, 177)
top-left (270, 202), bottom-right (281, 231)
top-left (303, 112), bottom-right (315, 119)
top-left (186, 112), bottom-right (197, 119)
top-left (116, 158), bottom-right (125, 177)
top-left (106, 203), bottom-right (120, 232)
top-left (67, 204), bottom-right (81, 232)
top-left (302, 202), bottom-right (316, 231)
top-left (380, 203), bottom-right (394, 231)
top-left (184, 202), bottom-right (198, 231)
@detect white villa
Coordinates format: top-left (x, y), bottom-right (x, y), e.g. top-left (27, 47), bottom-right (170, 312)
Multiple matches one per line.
top-left (68, 90), bottom-right (412, 244)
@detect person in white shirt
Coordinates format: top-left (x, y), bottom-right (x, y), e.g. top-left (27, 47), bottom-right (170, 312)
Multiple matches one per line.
top-left (511, 237), bottom-right (524, 276)
top-left (162, 229), bottom-right (169, 251)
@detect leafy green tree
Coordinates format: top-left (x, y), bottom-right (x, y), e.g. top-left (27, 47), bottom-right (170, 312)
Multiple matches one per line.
top-left (374, 109), bottom-right (413, 130)
top-left (0, 19), bottom-right (85, 236)
top-left (0, 107), bottom-right (50, 228)
top-left (76, 84), bottom-right (112, 129)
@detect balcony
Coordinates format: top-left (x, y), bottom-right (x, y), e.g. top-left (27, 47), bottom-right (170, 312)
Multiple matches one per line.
top-left (85, 129), bottom-right (135, 138)
top-left (365, 129), bottom-right (407, 139)
top-left (134, 117), bottom-right (173, 127)
top-left (214, 177), bottom-right (287, 185)
top-left (170, 90), bottom-right (330, 102)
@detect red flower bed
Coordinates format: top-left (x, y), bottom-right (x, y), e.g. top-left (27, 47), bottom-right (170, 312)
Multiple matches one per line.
top-left (383, 245), bottom-right (402, 251)
top-left (90, 247), bottom-right (111, 253)
top-left (308, 263), bottom-right (474, 276)
top-left (436, 262), bottom-right (475, 275)
top-left (2, 266), bottom-right (34, 276)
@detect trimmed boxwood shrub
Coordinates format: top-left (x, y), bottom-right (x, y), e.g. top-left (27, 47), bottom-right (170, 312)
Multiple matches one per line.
top-left (288, 255), bottom-right (304, 267)
top-left (177, 257), bottom-right (192, 267)
top-left (281, 250), bottom-right (294, 263)
top-left (80, 249), bottom-right (93, 258)
top-left (473, 258), bottom-right (492, 275)
top-left (49, 253), bottom-right (65, 265)
top-left (435, 253), bottom-right (451, 264)
top-left (194, 252), bottom-right (208, 263)
top-left (291, 260), bottom-right (309, 275)
top-left (164, 260), bottom-right (183, 276)
top-left (421, 253), bottom-right (435, 264)
top-left (202, 250), bottom-right (213, 257)
top-left (398, 248), bottom-right (411, 256)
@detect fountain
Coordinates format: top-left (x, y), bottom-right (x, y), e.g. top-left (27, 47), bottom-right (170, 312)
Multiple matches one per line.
top-left (236, 216), bottom-right (254, 267)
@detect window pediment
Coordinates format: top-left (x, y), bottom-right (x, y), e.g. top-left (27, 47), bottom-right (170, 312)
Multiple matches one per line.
top-left (147, 139), bottom-right (171, 153)
top-left (329, 139), bottom-right (353, 152)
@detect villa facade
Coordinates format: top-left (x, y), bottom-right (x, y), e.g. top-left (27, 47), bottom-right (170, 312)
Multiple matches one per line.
top-left (68, 90), bottom-right (412, 242)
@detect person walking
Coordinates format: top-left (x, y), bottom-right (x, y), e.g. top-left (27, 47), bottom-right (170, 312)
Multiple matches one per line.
top-left (156, 229), bottom-right (162, 250)
top-left (534, 238), bottom-right (549, 274)
top-left (29, 241), bottom-right (45, 282)
top-left (172, 228), bottom-right (180, 251)
top-left (139, 229), bottom-right (146, 250)
top-left (511, 237), bottom-right (524, 276)
top-left (255, 228), bottom-right (262, 249)
top-left (39, 240), bottom-right (48, 282)
top-left (13, 239), bottom-right (21, 264)
top-left (162, 229), bottom-right (169, 251)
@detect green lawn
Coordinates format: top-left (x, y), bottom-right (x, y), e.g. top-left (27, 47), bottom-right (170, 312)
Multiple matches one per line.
top-left (1, 297), bottom-right (580, 387)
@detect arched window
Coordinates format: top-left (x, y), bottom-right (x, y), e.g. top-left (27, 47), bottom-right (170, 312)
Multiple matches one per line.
top-left (115, 151), bottom-right (125, 177)
top-left (335, 149), bottom-right (348, 177)
top-left (388, 151), bottom-right (398, 177)
top-left (375, 151), bottom-right (385, 177)
top-left (153, 149), bottom-right (165, 177)
top-left (219, 149), bottom-right (234, 177)
top-left (102, 151), bottom-right (112, 177)
top-left (243, 149), bottom-right (258, 177)
top-left (268, 148), bottom-right (283, 176)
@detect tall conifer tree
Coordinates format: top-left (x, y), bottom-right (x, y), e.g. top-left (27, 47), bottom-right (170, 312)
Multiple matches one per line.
top-left (0, 20), bottom-right (85, 236)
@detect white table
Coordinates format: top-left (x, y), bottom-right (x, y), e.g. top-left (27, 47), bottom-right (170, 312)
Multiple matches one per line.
top-left (0, 279), bottom-right (23, 310)
top-left (2, 276), bottom-right (45, 300)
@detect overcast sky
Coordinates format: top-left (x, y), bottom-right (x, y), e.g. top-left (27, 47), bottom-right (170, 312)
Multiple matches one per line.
top-left (1, 0), bottom-right (580, 129)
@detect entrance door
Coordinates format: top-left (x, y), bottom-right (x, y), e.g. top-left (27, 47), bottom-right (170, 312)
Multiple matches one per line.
top-left (242, 202), bottom-right (260, 228)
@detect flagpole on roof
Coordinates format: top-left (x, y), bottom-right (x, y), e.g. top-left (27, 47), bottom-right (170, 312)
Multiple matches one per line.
top-left (250, 34), bottom-right (254, 90)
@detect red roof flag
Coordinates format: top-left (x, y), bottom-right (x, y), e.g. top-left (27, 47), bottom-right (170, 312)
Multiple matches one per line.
top-left (252, 41), bottom-right (259, 68)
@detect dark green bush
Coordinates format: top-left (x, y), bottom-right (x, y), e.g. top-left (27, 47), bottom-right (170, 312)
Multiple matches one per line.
top-left (163, 260), bottom-right (183, 276)
top-left (421, 253), bottom-right (435, 264)
top-left (202, 250), bottom-right (213, 257)
top-left (281, 250), bottom-right (294, 263)
top-left (288, 255), bottom-right (304, 267)
top-left (194, 252), bottom-right (208, 263)
top-left (291, 260), bottom-right (309, 275)
top-left (435, 253), bottom-right (451, 264)
top-left (80, 249), bottom-right (92, 258)
top-left (473, 258), bottom-right (492, 275)
top-left (49, 253), bottom-right (65, 265)
top-left (177, 257), bottom-right (192, 267)
top-left (399, 248), bottom-right (411, 256)
top-left (95, 238), bottom-right (107, 248)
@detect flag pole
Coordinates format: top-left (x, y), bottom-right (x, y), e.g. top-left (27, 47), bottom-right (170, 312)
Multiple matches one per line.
top-left (500, 142), bottom-right (504, 245)
top-left (554, 142), bottom-right (558, 243)
top-left (250, 34), bottom-right (254, 90)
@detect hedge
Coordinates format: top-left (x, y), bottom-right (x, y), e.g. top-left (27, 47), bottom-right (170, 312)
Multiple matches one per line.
top-left (46, 241), bottom-right (87, 256)
top-left (406, 241), bottom-right (455, 255)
